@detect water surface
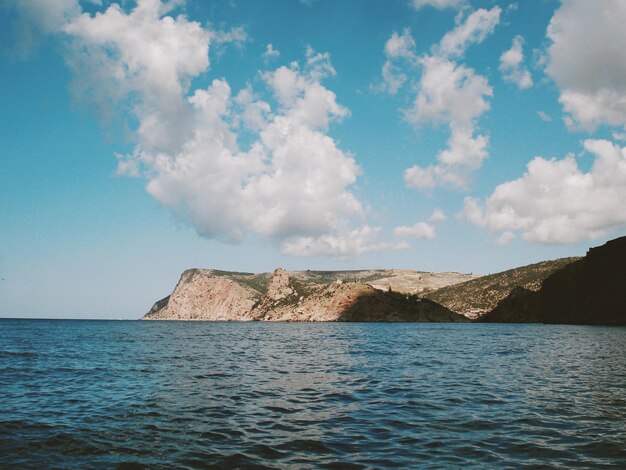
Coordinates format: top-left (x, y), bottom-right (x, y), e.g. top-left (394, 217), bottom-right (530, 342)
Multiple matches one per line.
top-left (1, 320), bottom-right (625, 468)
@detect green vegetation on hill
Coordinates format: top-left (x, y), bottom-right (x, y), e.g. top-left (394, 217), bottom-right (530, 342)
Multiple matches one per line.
top-left (424, 257), bottom-right (580, 317)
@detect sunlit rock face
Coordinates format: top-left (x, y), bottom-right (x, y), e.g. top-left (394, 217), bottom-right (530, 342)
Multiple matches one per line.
top-left (142, 268), bottom-right (471, 322)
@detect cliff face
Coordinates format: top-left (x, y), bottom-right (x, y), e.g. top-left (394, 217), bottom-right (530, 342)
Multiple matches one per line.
top-left (481, 236), bottom-right (626, 325)
top-left (143, 269), bottom-right (260, 321)
top-left (142, 268), bottom-right (468, 322)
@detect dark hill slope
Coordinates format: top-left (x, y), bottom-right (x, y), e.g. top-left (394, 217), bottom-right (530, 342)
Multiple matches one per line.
top-left (424, 257), bottom-right (579, 318)
top-left (481, 236), bottom-right (626, 325)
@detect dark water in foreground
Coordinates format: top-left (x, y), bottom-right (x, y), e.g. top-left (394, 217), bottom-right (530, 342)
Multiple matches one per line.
top-left (1, 320), bottom-right (625, 469)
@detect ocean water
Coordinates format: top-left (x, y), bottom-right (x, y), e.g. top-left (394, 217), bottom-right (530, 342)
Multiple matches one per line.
top-left (1, 320), bottom-right (625, 469)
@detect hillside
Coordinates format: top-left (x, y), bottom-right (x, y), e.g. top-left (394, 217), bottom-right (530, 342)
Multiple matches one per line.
top-left (142, 268), bottom-right (471, 322)
top-left (424, 257), bottom-right (580, 319)
top-left (481, 236), bottom-right (626, 325)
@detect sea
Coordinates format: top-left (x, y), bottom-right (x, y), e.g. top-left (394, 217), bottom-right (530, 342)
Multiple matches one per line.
top-left (1, 319), bottom-right (625, 469)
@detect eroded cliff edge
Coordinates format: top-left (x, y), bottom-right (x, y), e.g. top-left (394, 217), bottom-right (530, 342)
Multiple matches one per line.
top-left (142, 268), bottom-right (473, 322)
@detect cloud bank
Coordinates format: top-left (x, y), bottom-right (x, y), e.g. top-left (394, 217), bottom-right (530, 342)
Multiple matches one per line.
top-left (463, 140), bottom-right (626, 244)
top-left (22, 0), bottom-right (405, 257)
top-left (463, 1), bottom-right (626, 247)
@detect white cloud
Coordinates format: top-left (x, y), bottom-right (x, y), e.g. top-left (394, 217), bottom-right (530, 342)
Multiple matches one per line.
top-left (385, 29), bottom-right (418, 60)
top-left (63, 1), bottom-right (210, 153)
top-left (613, 132), bottom-right (626, 142)
top-left (438, 7), bottom-right (501, 58)
top-left (410, 0), bottom-right (464, 11)
top-left (406, 56), bottom-right (491, 127)
top-left (545, 0), bottom-right (626, 131)
top-left (378, 29), bottom-right (417, 94)
top-left (463, 139), bottom-right (626, 244)
top-left (210, 26), bottom-right (250, 48)
top-left (499, 35), bottom-right (532, 89)
top-left (283, 226), bottom-right (409, 258)
top-left (380, 61), bottom-right (408, 95)
top-left (429, 208), bottom-right (447, 222)
top-left (139, 56), bottom-right (365, 252)
top-left (2, 0), bottom-right (81, 57)
top-left (55, 0), bottom-right (399, 257)
top-left (537, 111), bottom-right (552, 122)
top-left (496, 231), bottom-right (515, 245)
top-left (263, 43), bottom-right (280, 60)
top-left (234, 86), bottom-right (271, 132)
top-left (404, 56), bottom-right (492, 190)
top-left (404, 165), bottom-right (437, 191)
top-left (304, 46), bottom-right (337, 81)
top-left (389, 7), bottom-right (500, 192)
top-left (394, 208), bottom-right (445, 241)
top-left (394, 222), bottom-right (436, 240)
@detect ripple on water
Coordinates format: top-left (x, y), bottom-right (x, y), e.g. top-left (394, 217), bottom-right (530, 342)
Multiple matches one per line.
top-left (0, 320), bottom-right (625, 468)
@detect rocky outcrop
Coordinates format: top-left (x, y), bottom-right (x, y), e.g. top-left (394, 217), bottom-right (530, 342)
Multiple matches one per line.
top-left (143, 269), bottom-right (260, 321)
top-left (480, 236), bottom-right (626, 325)
top-left (142, 268), bottom-right (468, 322)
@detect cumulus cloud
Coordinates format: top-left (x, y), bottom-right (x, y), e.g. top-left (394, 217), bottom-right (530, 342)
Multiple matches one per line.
top-left (378, 29), bottom-right (417, 94)
top-left (404, 55), bottom-right (493, 190)
top-left (263, 43), bottom-right (280, 60)
top-left (438, 7), bottom-right (501, 58)
top-left (499, 35), bottom-right (532, 89)
top-left (209, 25), bottom-right (248, 57)
top-left (380, 61), bottom-right (408, 95)
top-left (1, 0), bottom-right (80, 58)
top-left (537, 111), bottom-right (552, 122)
top-left (283, 226), bottom-right (409, 258)
top-left (613, 132), bottom-right (626, 142)
top-left (394, 208), bottom-right (446, 240)
top-left (496, 231), bottom-right (515, 245)
top-left (394, 222), bottom-right (435, 240)
top-left (410, 0), bottom-right (464, 11)
top-left (546, 0), bottom-right (626, 131)
top-left (385, 29), bottom-right (418, 60)
top-left (63, 0), bottom-right (211, 152)
top-left (429, 208), bottom-right (447, 222)
top-left (13, 0), bottom-right (400, 258)
top-left (394, 7), bottom-right (499, 192)
top-left (234, 86), bottom-right (271, 132)
top-left (406, 56), bottom-right (491, 127)
top-left (463, 139), bottom-right (626, 244)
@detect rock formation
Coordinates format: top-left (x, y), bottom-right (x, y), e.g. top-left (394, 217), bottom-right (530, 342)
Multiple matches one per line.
top-left (143, 269), bottom-right (260, 321)
top-left (480, 236), bottom-right (626, 325)
top-left (142, 268), bottom-right (469, 322)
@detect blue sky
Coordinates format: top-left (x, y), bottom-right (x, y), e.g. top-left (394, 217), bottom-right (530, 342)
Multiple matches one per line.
top-left (2, 0), bottom-right (626, 318)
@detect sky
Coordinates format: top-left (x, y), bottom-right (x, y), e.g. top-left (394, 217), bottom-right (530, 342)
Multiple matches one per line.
top-left (1, 0), bottom-right (626, 319)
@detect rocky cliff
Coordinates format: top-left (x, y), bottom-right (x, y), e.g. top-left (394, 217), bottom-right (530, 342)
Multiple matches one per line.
top-left (143, 269), bottom-right (260, 321)
top-left (142, 268), bottom-right (470, 322)
top-left (480, 236), bottom-right (626, 325)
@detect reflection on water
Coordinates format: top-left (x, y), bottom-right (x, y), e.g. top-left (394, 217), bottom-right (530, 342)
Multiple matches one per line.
top-left (1, 320), bottom-right (625, 468)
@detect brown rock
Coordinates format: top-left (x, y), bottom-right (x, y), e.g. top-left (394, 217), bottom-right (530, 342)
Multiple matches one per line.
top-left (142, 268), bottom-right (468, 322)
